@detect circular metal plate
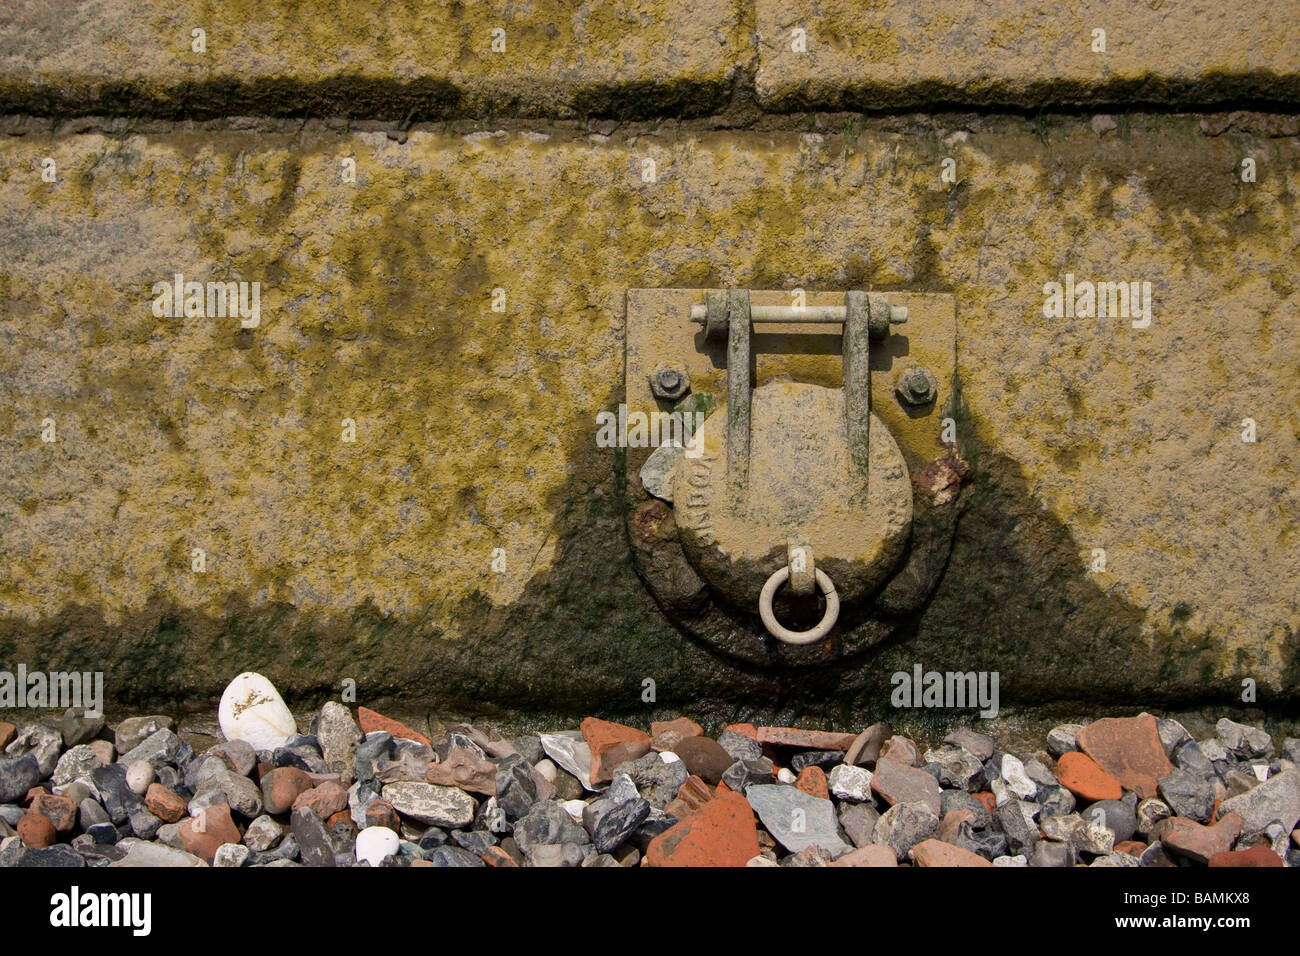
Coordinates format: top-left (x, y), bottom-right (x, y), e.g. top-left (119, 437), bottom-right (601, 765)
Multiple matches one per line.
top-left (672, 381), bottom-right (913, 612)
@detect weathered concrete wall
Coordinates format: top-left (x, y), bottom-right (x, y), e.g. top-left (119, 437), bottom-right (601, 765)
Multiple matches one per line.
top-left (0, 2), bottom-right (1296, 721)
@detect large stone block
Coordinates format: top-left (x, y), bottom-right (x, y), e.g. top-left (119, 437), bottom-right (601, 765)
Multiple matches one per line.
top-left (0, 0), bottom-right (742, 118)
top-left (0, 112), bottom-right (1295, 715)
top-left (755, 0), bottom-right (1300, 109)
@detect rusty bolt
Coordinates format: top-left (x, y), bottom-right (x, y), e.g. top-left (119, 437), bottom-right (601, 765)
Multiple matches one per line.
top-left (651, 364), bottom-right (690, 401)
top-left (896, 366), bottom-right (938, 407)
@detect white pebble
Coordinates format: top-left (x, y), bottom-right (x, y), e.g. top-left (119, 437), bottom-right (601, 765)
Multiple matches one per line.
top-left (777, 768), bottom-right (797, 784)
top-left (218, 671), bottom-right (296, 752)
top-left (356, 826), bottom-right (400, 867)
top-left (125, 760), bottom-right (155, 796)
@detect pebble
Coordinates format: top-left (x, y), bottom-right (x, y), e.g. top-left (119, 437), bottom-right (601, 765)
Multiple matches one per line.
top-left (1157, 766), bottom-right (1215, 822)
top-left (382, 781), bottom-right (476, 828)
top-left (717, 730), bottom-right (762, 764)
top-left (356, 825), bottom-right (400, 866)
top-left (218, 672), bottom-right (297, 752)
top-left (1216, 718), bottom-right (1273, 759)
top-left (872, 802), bottom-right (938, 861)
top-left (244, 815), bottom-right (284, 852)
top-left (213, 843), bottom-right (251, 867)
top-left (538, 732), bottom-right (599, 792)
top-left (747, 785), bottom-right (852, 857)
top-left (0, 754), bottom-right (41, 803)
top-left (999, 754), bottom-right (1037, 799)
top-left (1218, 768), bottom-right (1300, 835)
top-left (125, 760), bottom-right (154, 796)
top-left (52, 745), bottom-right (106, 786)
top-left (827, 764), bottom-right (873, 802)
top-left (1046, 723), bottom-right (1084, 757)
top-left (871, 756), bottom-right (942, 815)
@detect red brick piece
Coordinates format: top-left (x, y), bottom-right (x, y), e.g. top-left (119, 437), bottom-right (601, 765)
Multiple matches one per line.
top-left (1208, 845), bottom-right (1284, 867)
top-left (1075, 715), bottom-right (1173, 800)
top-left (179, 803), bottom-right (242, 863)
top-left (581, 717), bottom-right (651, 785)
top-left (755, 727), bottom-right (857, 751)
top-left (910, 838), bottom-right (993, 867)
top-left (1055, 752), bottom-right (1123, 802)
top-left (0, 721), bottom-right (16, 749)
top-left (17, 811), bottom-right (56, 848)
top-left (483, 846), bottom-right (519, 867)
top-left (645, 792), bottom-right (759, 867)
top-left (326, 809), bottom-right (356, 833)
top-left (831, 845), bottom-right (898, 867)
top-left (1161, 813), bottom-right (1243, 865)
top-left (261, 766), bottom-right (314, 814)
top-left (650, 717), bottom-right (704, 752)
top-left (796, 766), bottom-right (830, 800)
top-left (30, 793), bottom-right (76, 833)
top-left (144, 783), bottom-right (187, 823)
top-left (364, 800), bottom-right (400, 831)
top-left (292, 780), bottom-right (349, 820)
top-left (356, 706), bottom-right (431, 748)
top-left (1114, 840), bottom-right (1147, 857)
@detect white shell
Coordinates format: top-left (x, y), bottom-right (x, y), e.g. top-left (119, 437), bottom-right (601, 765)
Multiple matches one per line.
top-left (356, 826), bottom-right (400, 867)
top-left (218, 672), bottom-right (296, 752)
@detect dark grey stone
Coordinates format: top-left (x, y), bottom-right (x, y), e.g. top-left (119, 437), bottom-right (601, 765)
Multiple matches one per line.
top-left (996, 797), bottom-right (1039, 856)
top-left (789, 750), bottom-right (845, 772)
top-left (717, 730), bottom-right (762, 763)
top-left (720, 757), bottom-right (775, 795)
top-left (16, 845), bottom-right (86, 867)
top-left (0, 754), bottom-right (41, 803)
top-left (495, 753), bottom-right (538, 821)
top-left (1084, 798), bottom-right (1137, 843)
top-left (1158, 767), bottom-right (1215, 823)
top-left (425, 845), bottom-right (486, 867)
top-left (355, 732), bottom-right (396, 785)
top-left (90, 763), bottom-right (131, 825)
top-left (291, 806), bottom-right (336, 867)
top-left (1036, 785), bottom-right (1077, 819)
top-left (955, 821), bottom-right (1007, 860)
top-left (613, 752), bottom-right (689, 807)
top-left (941, 789), bottom-right (993, 830)
top-left (513, 800), bottom-right (590, 855)
top-left (583, 795), bottom-right (651, 853)
top-left (452, 829), bottom-right (498, 854)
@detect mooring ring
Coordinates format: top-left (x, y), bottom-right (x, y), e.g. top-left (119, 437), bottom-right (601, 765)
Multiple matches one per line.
top-left (758, 567), bottom-right (839, 645)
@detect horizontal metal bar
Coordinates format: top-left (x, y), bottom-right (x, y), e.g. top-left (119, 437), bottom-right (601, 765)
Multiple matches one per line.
top-left (690, 304), bottom-right (846, 323)
top-left (690, 303), bottom-right (908, 324)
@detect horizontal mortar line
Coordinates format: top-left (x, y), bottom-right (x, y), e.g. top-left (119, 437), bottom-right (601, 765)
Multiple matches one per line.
top-left (1, 103), bottom-right (1299, 135)
top-left (1, 72), bottom-right (1299, 124)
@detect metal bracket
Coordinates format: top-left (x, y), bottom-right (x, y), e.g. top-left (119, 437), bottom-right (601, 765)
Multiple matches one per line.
top-left (623, 288), bottom-right (962, 668)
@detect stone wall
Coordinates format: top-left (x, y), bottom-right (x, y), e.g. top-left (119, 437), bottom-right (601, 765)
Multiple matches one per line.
top-left (0, 2), bottom-right (1296, 721)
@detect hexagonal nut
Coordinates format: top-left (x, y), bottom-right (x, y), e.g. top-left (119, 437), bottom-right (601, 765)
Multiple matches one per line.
top-left (650, 365), bottom-right (690, 401)
top-left (896, 366), bottom-right (938, 407)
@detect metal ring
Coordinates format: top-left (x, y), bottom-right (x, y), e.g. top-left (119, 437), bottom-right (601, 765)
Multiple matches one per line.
top-left (758, 567), bottom-right (839, 645)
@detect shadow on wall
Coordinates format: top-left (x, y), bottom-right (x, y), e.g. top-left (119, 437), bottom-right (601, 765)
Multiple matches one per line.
top-left (6, 366), bottom-right (1294, 728)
